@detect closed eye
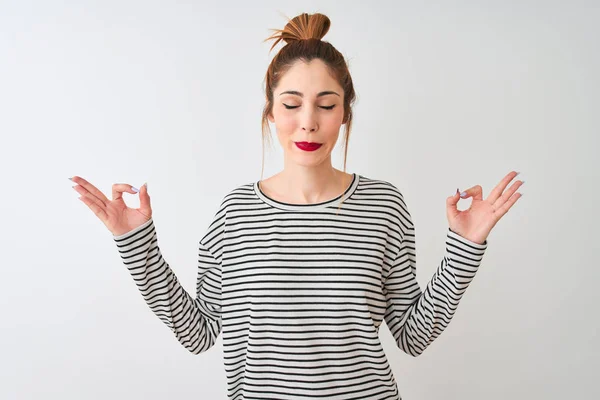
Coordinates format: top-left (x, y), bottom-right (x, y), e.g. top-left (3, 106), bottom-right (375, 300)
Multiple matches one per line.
top-left (283, 104), bottom-right (336, 110)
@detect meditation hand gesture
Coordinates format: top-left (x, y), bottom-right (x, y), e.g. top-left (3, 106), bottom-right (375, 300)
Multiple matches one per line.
top-left (70, 176), bottom-right (152, 237)
top-left (446, 170), bottom-right (524, 244)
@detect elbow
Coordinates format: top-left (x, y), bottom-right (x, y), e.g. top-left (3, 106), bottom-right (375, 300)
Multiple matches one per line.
top-left (189, 344), bottom-right (210, 356)
top-left (397, 332), bottom-right (428, 357)
top-left (174, 317), bottom-right (222, 355)
top-left (400, 346), bottom-right (425, 358)
top-left (180, 331), bottom-right (219, 355)
top-left (182, 336), bottom-right (216, 355)
top-left (186, 327), bottom-right (222, 355)
top-left (408, 346), bottom-right (426, 357)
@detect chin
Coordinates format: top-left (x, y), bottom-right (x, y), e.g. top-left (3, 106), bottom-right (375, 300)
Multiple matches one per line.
top-left (290, 153), bottom-right (330, 168)
top-left (295, 159), bottom-right (323, 168)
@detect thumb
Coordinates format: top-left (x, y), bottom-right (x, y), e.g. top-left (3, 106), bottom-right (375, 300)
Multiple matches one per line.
top-left (139, 182), bottom-right (152, 214)
top-left (446, 188), bottom-right (461, 219)
top-left (459, 184), bottom-right (483, 201)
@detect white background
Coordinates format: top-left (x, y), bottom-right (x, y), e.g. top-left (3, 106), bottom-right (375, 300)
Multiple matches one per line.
top-left (2, 0), bottom-right (598, 399)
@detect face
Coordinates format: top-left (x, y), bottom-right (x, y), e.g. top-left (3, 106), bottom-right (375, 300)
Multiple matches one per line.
top-left (267, 59), bottom-right (345, 168)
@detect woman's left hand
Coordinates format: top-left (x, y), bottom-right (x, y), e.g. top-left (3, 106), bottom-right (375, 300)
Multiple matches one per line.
top-left (446, 170), bottom-right (524, 245)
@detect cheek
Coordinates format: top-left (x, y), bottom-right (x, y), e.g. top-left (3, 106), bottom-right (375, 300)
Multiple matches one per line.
top-left (321, 106), bottom-right (344, 125)
top-left (322, 110), bottom-right (345, 135)
top-left (275, 114), bottom-right (298, 135)
top-left (324, 115), bottom-right (342, 130)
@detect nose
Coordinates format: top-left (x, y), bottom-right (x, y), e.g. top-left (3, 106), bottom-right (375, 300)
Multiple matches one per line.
top-left (301, 115), bottom-right (318, 132)
top-left (301, 107), bottom-right (318, 133)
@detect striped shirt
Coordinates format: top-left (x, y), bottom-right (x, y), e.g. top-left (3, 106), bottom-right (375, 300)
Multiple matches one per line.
top-left (113, 173), bottom-right (488, 400)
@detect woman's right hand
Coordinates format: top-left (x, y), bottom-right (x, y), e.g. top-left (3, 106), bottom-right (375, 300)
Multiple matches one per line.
top-left (71, 176), bottom-right (153, 237)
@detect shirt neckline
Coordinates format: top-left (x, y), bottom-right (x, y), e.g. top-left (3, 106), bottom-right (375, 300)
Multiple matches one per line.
top-left (253, 173), bottom-right (360, 211)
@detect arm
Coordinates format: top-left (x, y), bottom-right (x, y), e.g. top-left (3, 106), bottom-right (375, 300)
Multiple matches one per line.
top-left (383, 208), bottom-right (487, 357)
top-left (113, 215), bottom-right (223, 355)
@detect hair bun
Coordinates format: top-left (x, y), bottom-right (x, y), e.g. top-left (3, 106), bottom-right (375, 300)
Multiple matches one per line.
top-left (264, 12), bottom-right (331, 51)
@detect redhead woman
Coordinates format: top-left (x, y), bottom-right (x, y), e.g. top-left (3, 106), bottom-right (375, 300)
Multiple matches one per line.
top-left (71, 12), bottom-right (523, 400)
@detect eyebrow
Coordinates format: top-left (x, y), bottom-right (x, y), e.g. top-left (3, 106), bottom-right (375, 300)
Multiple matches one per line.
top-left (279, 90), bottom-right (340, 98)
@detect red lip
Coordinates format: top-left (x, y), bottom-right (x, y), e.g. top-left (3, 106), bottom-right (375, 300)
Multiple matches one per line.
top-left (295, 142), bottom-right (322, 151)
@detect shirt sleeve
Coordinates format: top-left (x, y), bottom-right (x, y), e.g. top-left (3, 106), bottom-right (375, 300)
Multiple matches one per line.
top-left (112, 208), bottom-right (225, 355)
top-left (383, 206), bottom-right (488, 357)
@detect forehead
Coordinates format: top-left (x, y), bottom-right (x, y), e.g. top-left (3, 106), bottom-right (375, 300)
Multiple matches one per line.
top-left (277, 59), bottom-right (342, 95)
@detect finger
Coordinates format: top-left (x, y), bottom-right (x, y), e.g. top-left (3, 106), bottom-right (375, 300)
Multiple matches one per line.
top-left (493, 179), bottom-right (524, 210)
top-left (460, 185), bottom-right (483, 201)
top-left (139, 183), bottom-right (152, 215)
top-left (493, 191), bottom-right (522, 220)
top-left (112, 183), bottom-right (140, 201)
top-left (446, 188), bottom-right (461, 219)
top-left (487, 170), bottom-right (520, 204)
top-left (71, 176), bottom-right (110, 205)
top-left (78, 194), bottom-right (109, 222)
top-left (73, 184), bottom-right (107, 210)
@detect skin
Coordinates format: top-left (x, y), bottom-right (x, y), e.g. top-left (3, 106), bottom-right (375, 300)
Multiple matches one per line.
top-left (71, 58), bottom-right (524, 242)
top-left (261, 58), bottom-right (353, 205)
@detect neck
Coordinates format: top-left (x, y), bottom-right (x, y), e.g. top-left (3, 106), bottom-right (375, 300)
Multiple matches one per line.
top-left (277, 160), bottom-right (345, 204)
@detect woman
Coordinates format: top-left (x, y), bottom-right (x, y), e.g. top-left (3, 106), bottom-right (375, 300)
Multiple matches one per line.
top-left (71, 12), bottom-right (523, 400)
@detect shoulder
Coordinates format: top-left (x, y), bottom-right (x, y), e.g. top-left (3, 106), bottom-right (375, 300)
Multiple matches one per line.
top-left (223, 180), bottom-right (255, 203)
top-left (355, 174), bottom-right (414, 244)
top-left (357, 173), bottom-right (408, 208)
top-left (210, 179), bottom-right (258, 215)
top-left (201, 181), bottom-right (253, 236)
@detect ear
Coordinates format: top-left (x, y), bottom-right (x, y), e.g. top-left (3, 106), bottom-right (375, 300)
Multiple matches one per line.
top-left (267, 112), bottom-right (275, 123)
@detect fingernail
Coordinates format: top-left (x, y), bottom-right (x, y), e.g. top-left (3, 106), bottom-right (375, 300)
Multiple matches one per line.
top-left (455, 188), bottom-right (459, 196)
top-left (460, 191), bottom-right (467, 197)
top-left (143, 182), bottom-right (147, 189)
top-left (68, 177), bottom-right (73, 181)
top-left (132, 186), bottom-right (139, 193)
